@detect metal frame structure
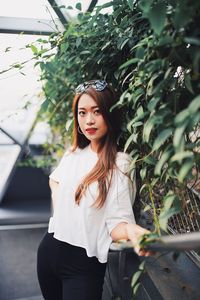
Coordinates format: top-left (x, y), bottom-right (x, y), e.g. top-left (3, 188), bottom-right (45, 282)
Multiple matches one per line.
top-left (0, 0), bottom-right (98, 35)
top-left (0, 16), bottom-right (64, 35)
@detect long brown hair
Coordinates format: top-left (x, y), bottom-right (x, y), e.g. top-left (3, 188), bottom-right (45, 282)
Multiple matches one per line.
top-left (71, 83), bottom-right (122, 208)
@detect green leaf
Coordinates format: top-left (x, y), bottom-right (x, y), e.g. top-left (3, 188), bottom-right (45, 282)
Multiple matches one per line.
top-left (136, 47), bottom-right (145, 59)
top-left (119, 58), bottom-right (140, 70)
top-left (163, 193), bottom-right (176, 210)
top-left (101, 41), bottom-right (111, 51)
top-left (80, 50), bottom-right (91, 55)
top-left (147, 97), bottom-right (160, 111)
top-left (152, 128), bottom-right (172, 151)
top-left (131, 270), bottom-right (143, 288)
top-left (76, 37), bottom-right (82, 48)
top-left (184, 37), bottom-right (200, 46)
top-left (159, 193), bottom-right (181, 231)
top-left (124, 133), bottom-right (136, 152)
top-left (119, 38), bottom-right (129, 50)
top-left (154, 149), bottom-right (172, 175)
top-left (133, 282), bottom-right (141, 296)
top-left (178, 160), bottom-right (193, 183)
top-left (127, 0), bottom-right (135, 11)
top-left (143, 205), bottom-right (151, 212)
top-left (76, 2), bottom-right (82, 11)
top-left (148, 1), bottom-right (166, 35)
top-left (143, 115), bottom-right (157, 143)
top-left (139, 0), bottom-right (153, 13)
top-left (129, 154), bottom-right (140, 169)
top-left (40, 99), bottom-right (49, 114)
top-left (188, 112), bottom-right (200, 131)
top-left (185, 74), bottom-right (194, 94)
top-left (159, 208), bottom-right (178, 231)
top-left (188, 95), bottom-right (200, 114)
top-left (5, 47), bottom-right (11, 52)
top-left (65, 119), bottom-right (73, 132)
top-left (127, 121), bottom-right (143, 132)
top-left (13, 63), bottom-right (23, 69)
top-left (97, 1), bottom-right (113, 10)
top-left (144, 155), bottom-right (156, 165)
top-left (30, 44), bottom-right (38, 54)
top-left (174, 109), bottom-right (189, 125)
top-left (170, 151), bottom-right (193, 163)
top-left (140, 168), bottom-right (147, 180)
top-left (173, 122), bottom-right (188, 149)
top-left (140, 183), bottom-right (148, 194)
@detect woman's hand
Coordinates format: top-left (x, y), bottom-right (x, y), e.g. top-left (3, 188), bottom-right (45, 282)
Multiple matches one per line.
top-left (126, 223), bottom-right (155, 256)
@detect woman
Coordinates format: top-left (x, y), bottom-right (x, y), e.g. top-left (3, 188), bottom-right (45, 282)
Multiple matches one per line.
top-left (37, 79), bottom-right (152, 300)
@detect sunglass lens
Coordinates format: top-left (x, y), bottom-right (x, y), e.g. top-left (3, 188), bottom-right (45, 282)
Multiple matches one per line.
top-left (76, 80), bottom-right (107, 93)
top-left (95, 80), bottom-right (107, 91)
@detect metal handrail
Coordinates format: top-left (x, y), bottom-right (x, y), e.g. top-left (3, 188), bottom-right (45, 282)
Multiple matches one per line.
top-left (110, 231), bottom-right (200, 252)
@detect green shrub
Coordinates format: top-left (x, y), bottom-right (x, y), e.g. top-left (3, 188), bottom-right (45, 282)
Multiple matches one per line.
top-left (32, 0), bottom-right (200, 232)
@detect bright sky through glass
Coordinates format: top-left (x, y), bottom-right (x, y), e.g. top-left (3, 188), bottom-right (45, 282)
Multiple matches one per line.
top-left (0, 33), bottom-right (49, 144)
top-left (0, 0), bottom-right (58, 19)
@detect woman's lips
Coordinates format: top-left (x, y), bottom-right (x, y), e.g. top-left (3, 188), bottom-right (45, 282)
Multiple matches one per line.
top-left (85, 128), bottom-right (97, 134)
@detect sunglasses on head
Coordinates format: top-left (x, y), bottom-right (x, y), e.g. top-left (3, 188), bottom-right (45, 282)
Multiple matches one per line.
top-left (75, 80), bottom-right (107, 94)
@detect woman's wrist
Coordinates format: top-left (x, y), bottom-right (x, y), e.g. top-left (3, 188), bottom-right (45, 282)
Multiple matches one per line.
top-left (126, 223), bottom-right (138, 242)
top-left (126, 223), bottom-right (150, 243)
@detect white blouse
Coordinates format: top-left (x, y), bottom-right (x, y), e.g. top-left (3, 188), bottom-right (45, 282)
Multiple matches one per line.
top-left (48, 144), bottom-right (136, 263)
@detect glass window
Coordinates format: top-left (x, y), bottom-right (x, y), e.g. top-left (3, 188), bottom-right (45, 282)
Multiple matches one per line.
top-left (0, 0), bottom-right (58, 19)
top-left (0, 33), bottom-right (49, 144)
top-left (0, 32), bottom-right (51, 202)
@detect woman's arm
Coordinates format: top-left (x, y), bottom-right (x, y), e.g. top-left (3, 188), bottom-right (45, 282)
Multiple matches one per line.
top-left (49, 178), bottom-right (59, 211)
top-left (110, 222), bottom-right (152, 256)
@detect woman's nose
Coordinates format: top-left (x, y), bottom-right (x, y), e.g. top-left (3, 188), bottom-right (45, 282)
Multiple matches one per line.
top-left (86, 112), bottom-right (95, 124)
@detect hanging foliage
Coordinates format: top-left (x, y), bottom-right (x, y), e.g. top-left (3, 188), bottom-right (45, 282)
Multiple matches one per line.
top-left (25, 0), bottom-right (200, 232)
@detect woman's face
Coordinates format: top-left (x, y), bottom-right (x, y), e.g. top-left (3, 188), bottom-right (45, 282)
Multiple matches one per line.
top-left (77, 93), bottom-right (108, 147)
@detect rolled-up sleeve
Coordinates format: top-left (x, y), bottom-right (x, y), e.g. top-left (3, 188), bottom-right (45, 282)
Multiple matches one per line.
top-left (105, 157), bottom-right (136, 235)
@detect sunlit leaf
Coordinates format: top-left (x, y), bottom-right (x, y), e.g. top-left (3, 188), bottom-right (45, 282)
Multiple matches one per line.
top-left (188, 95), bottom-right (200, 114)
top-left (119, 58), bottom-right (140, 70)
top-left (178, 160), bottom-right (193, 183)
top-left (140, 168), bottom-right (147, 180)
top-left (152, 128), bottom-right (172, 151)
top-left (173, 122), bottom-right (188, 149)
top-left (154, 149), bottom-right (172, 175)
top-left (30, 45), bottom-right (38, 55)
top-left (170, 151), bottom-right (193, 163)
top-left (143, 115), bottom-right (158, 143)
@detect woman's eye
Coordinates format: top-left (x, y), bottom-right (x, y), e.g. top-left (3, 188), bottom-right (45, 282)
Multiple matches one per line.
top-left (78, 111), bottom-right (85, 116)
top-left (94, 109), bottom-right (101, 115)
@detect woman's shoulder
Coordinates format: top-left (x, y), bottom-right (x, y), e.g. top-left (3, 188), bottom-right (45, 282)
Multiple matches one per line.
top-left (116, 151), bottom-right (131, 163)
top-left (115, 151), bottom-right (132, 173)
top-left (63, 146), bottom-right (82, 157)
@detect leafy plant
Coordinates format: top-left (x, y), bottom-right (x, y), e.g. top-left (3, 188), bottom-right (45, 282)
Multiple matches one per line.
top-left (32, 0), bottom-right (200, 234)
top-left (2, 0), bottom-right (200, 238)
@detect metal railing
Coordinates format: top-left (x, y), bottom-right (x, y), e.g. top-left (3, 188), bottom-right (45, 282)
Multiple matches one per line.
top-left (110, 231), bottom-right (200, 252)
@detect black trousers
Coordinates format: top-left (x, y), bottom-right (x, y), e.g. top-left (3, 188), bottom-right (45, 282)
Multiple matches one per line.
top-left (37, 232), bottom-right (107, 300)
